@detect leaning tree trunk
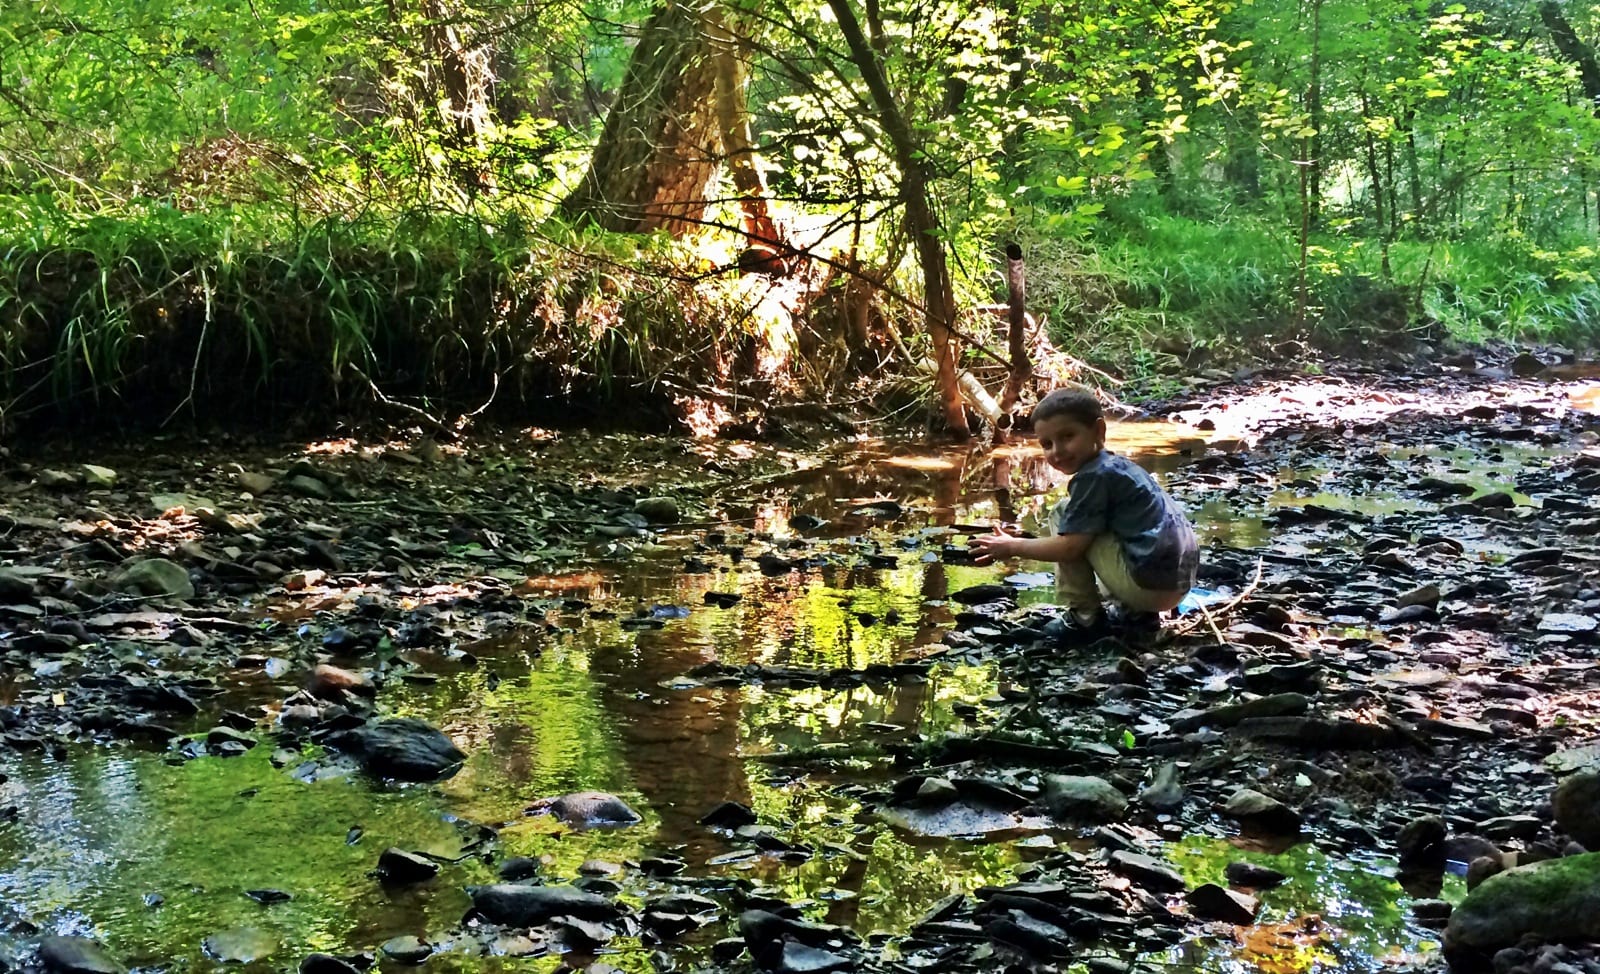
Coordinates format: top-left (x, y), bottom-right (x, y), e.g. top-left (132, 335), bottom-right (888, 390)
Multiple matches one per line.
top-left (706, 6), bottom-right (784, 253)
top-left (826, 0), bottom-right (969, 437)
top-left (1540, 1), bottom-right (1600, 115)
top-left (560, 1), bottom-right (723, 233)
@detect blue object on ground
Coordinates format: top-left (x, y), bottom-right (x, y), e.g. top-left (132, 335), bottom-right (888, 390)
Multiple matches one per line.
top-left (1175, 587), bottom-right (1229, 616)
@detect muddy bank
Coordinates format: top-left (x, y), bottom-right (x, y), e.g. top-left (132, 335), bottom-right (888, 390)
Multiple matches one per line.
top-left (0, 355), bottom-right (1598, 974)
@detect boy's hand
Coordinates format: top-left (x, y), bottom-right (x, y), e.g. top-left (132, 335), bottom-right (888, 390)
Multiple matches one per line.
top-left (969, 527), bottom-right (1016, 565)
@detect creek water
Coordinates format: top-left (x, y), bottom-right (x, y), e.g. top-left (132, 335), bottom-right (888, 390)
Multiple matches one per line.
top-left (0, 422), bottom-right (1465, 973)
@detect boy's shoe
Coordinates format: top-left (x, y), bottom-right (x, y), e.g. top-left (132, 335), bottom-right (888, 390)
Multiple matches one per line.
top-left (1107, 605), bottom-right (1162, 634)
top-left (1039, 611), bottom-right (1113, 643)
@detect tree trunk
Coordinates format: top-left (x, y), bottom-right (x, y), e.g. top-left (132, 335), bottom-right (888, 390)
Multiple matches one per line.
top-left (1306, 0), bottom-right (1324, 228)
top-left (826, 0), bottom-right (969, 437)
top-left (1540, 1), bottom-right (1600, 114)
top-left (706, 6), bottom-right (789, 264)
top-left (560, 1), bottom-right (722, 233)
top-left (418, 0), bottom-right (495, 186)
top-left (1403, 109), bottom-right (1423, 228)
top-left (996, 243), bottom-right (1032, 444)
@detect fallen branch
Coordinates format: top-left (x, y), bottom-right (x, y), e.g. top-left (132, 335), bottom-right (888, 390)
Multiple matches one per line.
top-left (1170, 556), bottom-right (1265, 639)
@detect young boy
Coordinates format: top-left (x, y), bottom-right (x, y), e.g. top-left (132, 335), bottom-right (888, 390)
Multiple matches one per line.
top-left (970, 386), bottom-right (1199, 635)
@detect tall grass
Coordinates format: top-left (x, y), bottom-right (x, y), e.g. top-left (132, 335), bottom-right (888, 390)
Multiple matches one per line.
top-left (1005, 206), bottom-right (1600, 387)
top-left (0, 198), bottom-right (774, 431)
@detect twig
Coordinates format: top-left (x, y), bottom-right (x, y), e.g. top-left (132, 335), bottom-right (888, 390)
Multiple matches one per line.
top-left (348, 364), bottom-right (456, 440)
top-left (1170, 556), bottom-right (1265, 639)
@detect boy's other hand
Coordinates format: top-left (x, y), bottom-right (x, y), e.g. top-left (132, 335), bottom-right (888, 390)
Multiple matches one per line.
top-left (969, 528), bottom-right (1015, 565)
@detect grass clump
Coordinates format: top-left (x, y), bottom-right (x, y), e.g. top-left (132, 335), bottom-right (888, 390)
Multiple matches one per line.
top-left (0, 199), bottom-right (785, 432)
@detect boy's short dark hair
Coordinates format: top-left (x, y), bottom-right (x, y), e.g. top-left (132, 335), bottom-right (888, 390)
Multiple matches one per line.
top-left (1031, 386), bottom-right (1103, 427)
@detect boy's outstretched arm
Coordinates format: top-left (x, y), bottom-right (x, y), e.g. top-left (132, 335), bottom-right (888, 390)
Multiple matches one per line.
top-left (970, 527), bottom-right (1093, 565)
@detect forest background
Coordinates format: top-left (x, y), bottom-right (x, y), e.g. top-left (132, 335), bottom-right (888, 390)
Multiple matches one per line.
top-left (1, 0), bottom-right (1597, 435)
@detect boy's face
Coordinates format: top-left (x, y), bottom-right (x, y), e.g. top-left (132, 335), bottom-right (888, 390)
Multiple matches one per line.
top-left (1035, 413), bottom-right (1105, 475)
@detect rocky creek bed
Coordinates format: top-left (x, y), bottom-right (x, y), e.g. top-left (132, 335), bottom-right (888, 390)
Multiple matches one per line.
top-left (0, 352), bottom-right (1599, 974)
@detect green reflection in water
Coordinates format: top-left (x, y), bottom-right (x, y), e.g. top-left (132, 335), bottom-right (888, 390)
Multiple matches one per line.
top-left (1166, 835), bottom-right (1445, 974)
top-left (724, 776), bottom-right (1026, 937)
top-left (0, 746), bottom-right (477, 968)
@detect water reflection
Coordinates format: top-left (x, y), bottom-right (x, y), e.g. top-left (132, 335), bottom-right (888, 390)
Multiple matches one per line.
top-left (0, 419), bottom-right (1470, 972)
top-left (1167, 836), bottom-right (1454, 974)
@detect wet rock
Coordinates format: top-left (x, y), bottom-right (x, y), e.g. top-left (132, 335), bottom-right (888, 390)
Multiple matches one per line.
top-left (914, 777), bottom-right (960, 805)
top-left (528, 791), bottom-right (641, 828)
top-left (1412, 899), bottom-right (1453, 928)
top-left (109, 558), bottom-right (195, 600)
top-left (640, 855), bottom-right (685, 876)
top-left (375, 848), bottom-right (438, 885)
top-left (1380, 604), bottom-right (1437, 624)
top-left (39, 936), bottom-right (123, 974)
top-left (701, 800), bottom-right (758, 830)
top-left (287, 476), bottom-right (333, 501)
top-left (950, 583), bottom-right (1014, 605)
top-left (1225, 862), bottom-right (1288, 888)
top-left (634, 497), bottom-right (680, 524)
top-left (1234, 716), bottom-right (1406, 749)
top-left (1554, 772), bottom-right (1600, 850)
top-left (1043, 775), bottom-right (1127, 823)
top-left (81, 464), bottom-right (117, 487)
top-left (469, 884), bottom-right (621, 926)
top-left (202, 927), bottom-right (280, 963)
top-left (1186, 883), bottom-right (1258, 924)
top-left (1467, 855), bottom-right (1507, 890)
top-left (1447, 835), bottom-right (1506, 866)
top-left (1511, 352), bottom-right (1546, 377)
top-left (328, 718), bottom-right (465, 782)
top-left (498, 857), bottom-right (541, 881)
top-left (738, 910), bottom-right (856, 972)
top-left (206, 726), bottom-right (257, 751)
top-left (1221, 788), bottom-right (1301, 835)
top-left (1109, 851), bottom-right (1186, 893)
top-left (1444, 852), bottom-right (1600, 964)
top-left (1242, 661), bottom-right (1321, 694)
top-left (298, 954), bottom-right (365, 974)
top-left (1138, 762), bottom-right (1184, 812)
top-left (1478, 815), bottom-right (1543, 841)
top-left (379, 937), bottom-right (431, 965)
top-left (308, 665), bottom-right (375, 700)
top-left (1398, 815), bottom-right (1447, 868)
top-left (1398, 583), bottom-right (1442, 610)
top-left (764, 942), bottom-right (852, 973)
top-left (0, 568), bottom-right (38, 603)
top-left (236, 471), bottom-right (276, 495)
top-left (1537, 613), bottom-right (1598, 637)
top-left (1169, 693), bottom-right (1309, 732)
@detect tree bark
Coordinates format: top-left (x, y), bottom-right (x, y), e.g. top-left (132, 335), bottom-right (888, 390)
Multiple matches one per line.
top-left (705, 6), bottom-right (788, 262)
top-left (996, 243), bottom-right (1032, 444)
top-left (418, 0), bottom-right (495, 187)
top-left (826, 0), bottom-right (969, 437)
top-left (1306, 0), bottom-right (1324, 228)
top-left (1540, 1), bottom-right (1600, 114)
top-left (560, 0), bottom-right (722, 233)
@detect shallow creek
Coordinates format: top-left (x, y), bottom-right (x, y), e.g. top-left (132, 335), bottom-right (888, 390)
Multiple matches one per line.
top-left (0, 421), bottom-right (1495, 974)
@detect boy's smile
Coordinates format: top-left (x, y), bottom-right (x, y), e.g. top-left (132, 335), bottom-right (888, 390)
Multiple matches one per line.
top-left (1035, 413), bottom-right (1105, 475)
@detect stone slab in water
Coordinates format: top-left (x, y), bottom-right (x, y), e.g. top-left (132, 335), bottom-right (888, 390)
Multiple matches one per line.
top-left (330, 718), bottom-right (465, 782)
top-left (39, 937), bottom-right (123, 974)
top-left (470, 884), bottom-right (620, 926)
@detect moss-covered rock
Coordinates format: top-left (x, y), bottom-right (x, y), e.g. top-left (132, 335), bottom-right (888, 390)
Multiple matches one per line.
top-left (1443, 852), bottom-right (1600, 970)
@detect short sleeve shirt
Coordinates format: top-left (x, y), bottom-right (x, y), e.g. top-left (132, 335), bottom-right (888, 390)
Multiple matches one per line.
top-left (1051, 450), bottom-right (1199, 592)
